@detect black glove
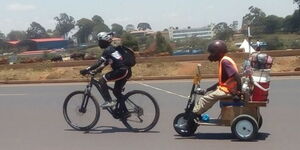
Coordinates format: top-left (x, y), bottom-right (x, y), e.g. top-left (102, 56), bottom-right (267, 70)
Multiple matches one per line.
top-left (80, 69), bottom-right (90, 75)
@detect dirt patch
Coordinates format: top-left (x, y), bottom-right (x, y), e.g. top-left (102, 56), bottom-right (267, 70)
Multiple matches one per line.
top-left (271, 56), bottom-right (300, 72)
top-left (0, 56), bottom-right (299, 81)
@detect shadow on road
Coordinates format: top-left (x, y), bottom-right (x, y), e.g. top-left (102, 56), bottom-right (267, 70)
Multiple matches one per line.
top-left (174, 132), bottom-right (270, 142)
top-left (64, 126), bottom-right (160, 134)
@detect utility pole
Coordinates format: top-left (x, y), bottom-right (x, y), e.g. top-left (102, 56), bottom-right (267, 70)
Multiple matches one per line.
top-left (247, 17), bottom-right (256, 57)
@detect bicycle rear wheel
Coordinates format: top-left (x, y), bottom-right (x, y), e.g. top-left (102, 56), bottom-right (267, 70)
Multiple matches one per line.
top-left (122, 90), bottom-right (160, 132)
top-left (63, 91), bottom-right (100, 131)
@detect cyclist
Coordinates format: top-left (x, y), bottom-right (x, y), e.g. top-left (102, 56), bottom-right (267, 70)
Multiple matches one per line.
top-left (80, 32), bottom-right (132, 117)
top-left (176, 40), bottom-right (242, 129)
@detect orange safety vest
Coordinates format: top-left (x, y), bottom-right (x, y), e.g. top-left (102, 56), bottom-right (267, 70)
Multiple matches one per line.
top-left (218, 56), bottom-right (238, 94)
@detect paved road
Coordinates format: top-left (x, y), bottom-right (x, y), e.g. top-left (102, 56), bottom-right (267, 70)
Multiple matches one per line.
top-left (0, 77), bottom-right (300, 150)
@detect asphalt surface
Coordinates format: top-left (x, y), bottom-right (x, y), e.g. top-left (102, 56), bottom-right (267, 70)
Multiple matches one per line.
top-left (0, 77), bottom-right (300, 150)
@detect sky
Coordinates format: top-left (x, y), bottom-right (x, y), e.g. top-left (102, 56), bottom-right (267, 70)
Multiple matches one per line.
top-left (0, 0), bottom-right (298, 35)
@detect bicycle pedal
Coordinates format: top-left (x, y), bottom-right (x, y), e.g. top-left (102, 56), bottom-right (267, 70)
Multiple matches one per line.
top-left (121, 113), bottom-right (131, 119)
top-left (100, 101), bottom-right (117, 108)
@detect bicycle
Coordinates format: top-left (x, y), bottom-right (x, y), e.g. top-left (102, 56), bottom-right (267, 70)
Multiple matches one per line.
top-left (63, 70), bottom-right (160, 132)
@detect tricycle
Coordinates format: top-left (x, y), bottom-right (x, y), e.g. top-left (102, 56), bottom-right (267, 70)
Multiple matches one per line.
top-left (173, 64), bottom-right (268, 141)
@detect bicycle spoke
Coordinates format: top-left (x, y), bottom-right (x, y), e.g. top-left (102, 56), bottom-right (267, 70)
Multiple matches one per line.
top-left (63, 91), bottom-right (100, 131)
top-left (122, 90), bottom-right (160, 132)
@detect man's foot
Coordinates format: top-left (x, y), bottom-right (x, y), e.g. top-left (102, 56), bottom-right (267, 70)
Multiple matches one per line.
top-left (101, 101), bottom-right (116, 108)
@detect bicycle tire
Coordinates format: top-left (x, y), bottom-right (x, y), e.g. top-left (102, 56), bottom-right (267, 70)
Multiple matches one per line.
top-left (122, 90), bottom-right (160, 132)
top-left (63, 91), bottom-right (100, 131)
top-left (173, 113), bottom-right (198, 136)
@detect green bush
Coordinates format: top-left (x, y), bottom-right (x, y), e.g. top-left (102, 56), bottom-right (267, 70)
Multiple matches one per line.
top-left (264, 36), bottom-right (284, 50)
top-left (289, 40), bottom-right (300, 49)
top-left (16, 56), bottom-right (44, 64)
top-left (86, 47), bottom-right (102, 59)
top-left (42, 51), bottom-right (56, 60)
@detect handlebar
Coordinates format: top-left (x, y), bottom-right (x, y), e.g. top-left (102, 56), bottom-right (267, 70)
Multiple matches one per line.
top-left (89, 71), bottom-right (97, 76)
top-left (82, 67), bottom-right (103, 77)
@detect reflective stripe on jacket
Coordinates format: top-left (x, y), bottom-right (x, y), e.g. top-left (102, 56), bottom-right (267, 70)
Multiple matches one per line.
top-left (218, 56), bottom-right (238, 94)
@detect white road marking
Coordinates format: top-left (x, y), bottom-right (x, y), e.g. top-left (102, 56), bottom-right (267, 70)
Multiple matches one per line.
top-left (134, 81), bottom-right (189, 99)
top-left (0, 94), bottom-right (28, 96)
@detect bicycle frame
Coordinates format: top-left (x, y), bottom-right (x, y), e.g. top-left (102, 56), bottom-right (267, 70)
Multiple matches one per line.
top-left (81, 74), bottom-right (126, 119)
top-left (184, 64), bottom-right (202, 114)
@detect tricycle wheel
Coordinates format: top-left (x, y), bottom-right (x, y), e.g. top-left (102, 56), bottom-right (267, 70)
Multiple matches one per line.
top-left (173, 113), bottom-right (198, 136)
top-left (258, 116), bottom-right (263, 129)
top-left (231, 115), bottom-right (258, 141)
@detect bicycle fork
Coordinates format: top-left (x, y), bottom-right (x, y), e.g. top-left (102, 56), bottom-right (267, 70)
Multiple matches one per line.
top-left (79, 84), bottom-right (93, 113)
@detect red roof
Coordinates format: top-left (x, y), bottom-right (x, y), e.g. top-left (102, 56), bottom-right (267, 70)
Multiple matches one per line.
top-left (30, 38), bottom-right (65, 42)
top-left (8, 41), bottom-right (19, 45)
top-left (7, 38), bottom-right (66, 45)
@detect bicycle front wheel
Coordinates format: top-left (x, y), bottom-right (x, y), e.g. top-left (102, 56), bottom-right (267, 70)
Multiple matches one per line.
top-left (122, 90), bottom-right (160, 132)
top-left (63, 91), bottom-right (100, 131)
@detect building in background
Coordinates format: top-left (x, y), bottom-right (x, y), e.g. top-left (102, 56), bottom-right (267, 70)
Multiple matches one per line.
top-left (125, 24), bottom-right (136, 32)
top-left (231, 21), bottom-right (239, 32)
top-left (130, 30), bottom-right (156, 39)
top-left (28, 38), bottom-right (68, 50)
top-left (8, 38), bottom-right (68, 51)
top-left (160, 31), bottom-right (170, 41)
top-left (168, 24), bottom-right (215, 40)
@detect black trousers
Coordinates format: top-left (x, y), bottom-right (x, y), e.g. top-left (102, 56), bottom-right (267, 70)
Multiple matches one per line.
top-left (99, 68), bottom-right (132, 104)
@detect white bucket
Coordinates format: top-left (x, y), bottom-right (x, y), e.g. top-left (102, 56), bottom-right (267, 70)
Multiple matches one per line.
top-left (252, 69), bottom-right (271, 83)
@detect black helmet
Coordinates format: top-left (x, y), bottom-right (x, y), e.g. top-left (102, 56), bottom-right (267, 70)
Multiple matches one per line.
top-left (207, 40), bottom-right (227, 61)
top-left (207, 40), bottom-right (228, 54)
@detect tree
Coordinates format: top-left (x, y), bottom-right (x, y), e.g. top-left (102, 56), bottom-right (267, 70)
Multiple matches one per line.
top-left (92, 15), bottom-right (105, 24)
top-left (137, 23), bottom-right (152, 31)
top-left (76, 18), bottom-right (94, 43)
top-left (121, 32), bottom-right (139, 51)
top-left (7, 30), bottom-right (27, 41)
top-left (92, 15), bottom-right (110, 39)
top-left (46, 29), bottom-right (59, 37)
top-left (0, 39), bottom-right (12, 54)
top-left (264, 15), bottom-right (283, 34)
top-left (294, 0), bottom-right (300, 9)
top-left (93, 24), bottom-right (110, 33)
top-left (111, 23), bottom-right (123, 36)
top-left (26, 22), bottom-right (48, 39)
top-left (283, 10), bottom-right (300, 33)
top-left (242, 6), bottom-right (266, 35)
top-left (283, 15), bottom-right (293, 32)
top-left (54, 13), bottom-right (75, 38)
top-left (156, 32), bottom-right (172, 53)
top-left (0, 31), bottom-right (5, 40)
top-left (175, 37), bottom-right (210, 51)
top-left (188, 37), bottom-right (210, 50)
top-left (125, 24), bottom-right (135, 32)
top-left (213, 22), bottom-right (234, 40)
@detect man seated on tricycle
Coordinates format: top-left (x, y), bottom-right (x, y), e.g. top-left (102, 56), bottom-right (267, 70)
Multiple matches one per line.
top-left (176, 40), bottom-right (242, 129)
